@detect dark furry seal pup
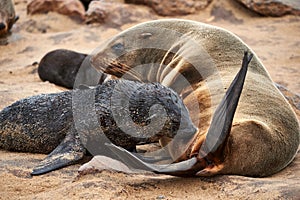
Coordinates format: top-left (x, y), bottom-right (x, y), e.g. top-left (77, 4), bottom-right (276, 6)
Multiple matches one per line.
top-left (38, 49), bottom-right (90, 89)
top-left (0, 79), bottom-right (196, 175)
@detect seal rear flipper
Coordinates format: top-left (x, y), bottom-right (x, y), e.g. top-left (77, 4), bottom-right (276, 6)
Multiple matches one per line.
top-left (195, 51), bottom-right (253, 174)
top-left (31, 128), bottom-right (85, 175)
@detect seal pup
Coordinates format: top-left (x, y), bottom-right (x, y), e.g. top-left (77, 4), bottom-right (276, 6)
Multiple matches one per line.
top-left (89, 19), bottom-right (300, 177)
top-left (0, 79), bottom-right (196, 175)
top-left (38, 49), bottom-right (94, 89)
top-left (0, 0), bottom-right (18, 37)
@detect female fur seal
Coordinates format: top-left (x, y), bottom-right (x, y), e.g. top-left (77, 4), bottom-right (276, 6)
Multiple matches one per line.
top-left (89, 19), bottom-right (300, 177)
top-left (0, 79), bottom-right (196, 175)
top-left (0, 0), bottom-right (18, 37)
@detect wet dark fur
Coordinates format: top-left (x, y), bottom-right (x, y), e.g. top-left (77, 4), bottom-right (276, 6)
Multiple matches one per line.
top-left (0, 79), bottom-right (194, 154)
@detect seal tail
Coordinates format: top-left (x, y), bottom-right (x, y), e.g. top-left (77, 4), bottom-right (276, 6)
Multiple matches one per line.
top-left (103, 51), bottom-right (253, 176)
top-left (31, 125), bottom-right (85, 175)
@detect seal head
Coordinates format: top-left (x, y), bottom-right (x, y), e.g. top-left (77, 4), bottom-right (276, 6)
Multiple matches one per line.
top-left (0, 0), bottom-right (18, 37)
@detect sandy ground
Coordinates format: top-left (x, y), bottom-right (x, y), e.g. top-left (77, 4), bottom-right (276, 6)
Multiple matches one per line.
top-left (0, 0), bottom-right (299, 199)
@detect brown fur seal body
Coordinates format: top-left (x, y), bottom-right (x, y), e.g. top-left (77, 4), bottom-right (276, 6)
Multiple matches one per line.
top-left (90, 19), bottom-right (300, 177)
top-left (0, 0), bottom-right (18, 37)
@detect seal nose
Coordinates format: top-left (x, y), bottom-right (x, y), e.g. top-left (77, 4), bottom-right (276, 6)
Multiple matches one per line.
top-left (0, 23), bottom-right (6, 31)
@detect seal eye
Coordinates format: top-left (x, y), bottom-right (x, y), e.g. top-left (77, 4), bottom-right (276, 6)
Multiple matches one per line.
top-left (111, 43), bottom-right (124, 55)
top-left (140, 32), bottom-right (152, 39)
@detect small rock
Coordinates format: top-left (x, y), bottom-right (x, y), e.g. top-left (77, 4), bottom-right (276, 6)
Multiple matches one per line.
top-left (27, 0), bottom-right (86, 22)
top-left (156, 195), bottom-right (165, 199)
top-left (125, 0), bottom-right (212, 16)
top-left (85, 0), bottom-right (154, 27)
top-left (211, 5), bottom-right (243, 24)
top-left (235, 0), bottom-right (300, 16)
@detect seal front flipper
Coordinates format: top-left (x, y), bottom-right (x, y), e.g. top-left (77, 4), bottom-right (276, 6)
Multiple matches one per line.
top-left (31, 126), bottom-right (85, 175)
top-left (105, 143), bottom-right (197, 173)
top-left (133, 148), bottom-right (173, 163)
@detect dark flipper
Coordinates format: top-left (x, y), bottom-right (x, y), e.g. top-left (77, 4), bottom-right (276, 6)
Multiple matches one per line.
top-left (106, 143), bottom-right (197, 173)
top-left (192, 51), bottom-right (253, 175)
top-left (105, 51), bottom-right (253, 176)
top-left (31, 126), bottom-right (86, 175)
top-left (134, 149), bottom-right (173, 163)
top-left (199, 51), bottom-right (253, 155)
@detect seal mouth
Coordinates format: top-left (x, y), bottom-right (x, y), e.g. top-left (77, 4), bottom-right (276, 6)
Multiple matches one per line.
top-left (105, 60), bottom-right (143, 82)
top-left (92, 55), bottom-right (145, 83)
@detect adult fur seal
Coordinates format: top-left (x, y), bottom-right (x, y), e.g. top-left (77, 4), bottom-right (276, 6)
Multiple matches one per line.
top-left (0, 79), bottom-right (196, 175)
top-left (89, 19), bottom-right (300, 177)
top-left (0, 0), bottom-right (18, 37)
